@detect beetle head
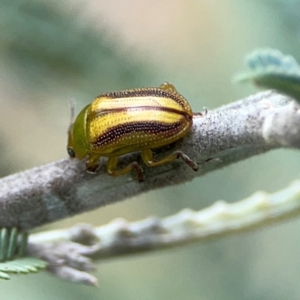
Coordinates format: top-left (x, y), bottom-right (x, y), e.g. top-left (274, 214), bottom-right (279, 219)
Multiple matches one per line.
top-left (67, 103), bottom-right (89, 160)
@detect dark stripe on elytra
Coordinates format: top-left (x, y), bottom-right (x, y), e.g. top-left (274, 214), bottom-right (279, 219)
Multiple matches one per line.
top-left (93, 120), bottom-right (184, 147)
top-left (96, 87), bottom-right (188, 109)
top-left (92, 106), bottom-right (192, 119)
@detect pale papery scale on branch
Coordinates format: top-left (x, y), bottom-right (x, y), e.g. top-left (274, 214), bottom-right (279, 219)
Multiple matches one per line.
top-left (27, 179), bottom-right (300, 285)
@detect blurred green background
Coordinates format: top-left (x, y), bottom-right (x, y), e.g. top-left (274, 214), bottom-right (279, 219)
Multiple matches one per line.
top-left (1, 0), bottom-right (300, 299)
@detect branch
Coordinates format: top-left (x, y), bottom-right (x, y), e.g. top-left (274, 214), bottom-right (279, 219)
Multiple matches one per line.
top-left (27, 179), bottom-right (300, 285)
top-left (0, 91), bottom-right (300, 230)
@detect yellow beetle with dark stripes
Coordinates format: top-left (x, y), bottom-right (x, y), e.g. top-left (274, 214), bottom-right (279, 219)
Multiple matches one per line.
top-left (67, 83), bottom-right (199, 182)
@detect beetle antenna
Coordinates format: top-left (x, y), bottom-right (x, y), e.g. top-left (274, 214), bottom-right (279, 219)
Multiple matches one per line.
top-left (68, 98), bottom-right (76, 132)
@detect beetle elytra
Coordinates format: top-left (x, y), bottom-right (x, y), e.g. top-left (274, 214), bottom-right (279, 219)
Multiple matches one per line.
top-left (67, 82), bottom-right (199, 182)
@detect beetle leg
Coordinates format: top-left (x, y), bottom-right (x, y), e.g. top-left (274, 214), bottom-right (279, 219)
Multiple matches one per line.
top-left (107, 156), bottom-right (144, 182)
top-left (159, 82), bottom-right (178, 93)
top-left (141, 149), bottom-right (198, 171)
top-left (85, 154), bottom-right (101, 174)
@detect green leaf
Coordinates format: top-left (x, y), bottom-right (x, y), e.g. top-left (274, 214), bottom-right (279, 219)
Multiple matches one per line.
top-left (0, 228), bottom-right (9, 261)
top-left (0, 228), bottom-right (29, 262)
top-left (0, 257), bottom-right (47, 280)
top-left (234, 48), bottom-right (300, 101)
top-left (7, 227), bottom-right (18, 260)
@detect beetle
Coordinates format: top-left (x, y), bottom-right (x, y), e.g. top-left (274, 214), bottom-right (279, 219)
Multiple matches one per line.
top-left (67, 82), bottom-right (199, 182)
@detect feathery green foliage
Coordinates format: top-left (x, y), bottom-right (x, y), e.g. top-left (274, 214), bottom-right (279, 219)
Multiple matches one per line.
top-left (234, 49), bottom-right (300, 101)
top-left (0, 228), bottom-right (47, 280)
top-left (0, 257), bottom-right (47, 280)
top-left (0, 228), bottom-right (28, 262)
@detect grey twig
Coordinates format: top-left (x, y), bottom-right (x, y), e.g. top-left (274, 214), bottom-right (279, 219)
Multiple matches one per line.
top-left (0, 91), bottom-right (300, 230)
top-left (27, 179), bottom-right (300, 285)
